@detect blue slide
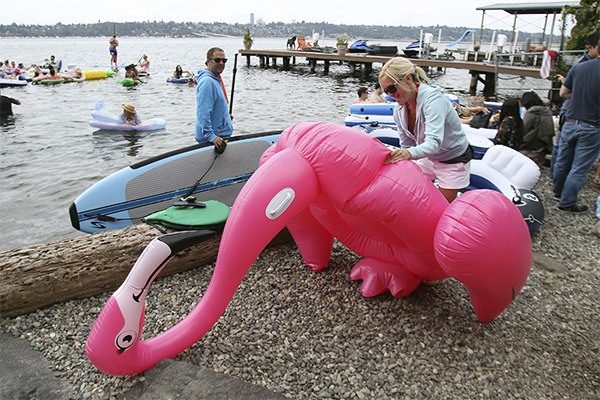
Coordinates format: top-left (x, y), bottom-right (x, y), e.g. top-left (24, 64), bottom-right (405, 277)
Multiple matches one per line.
top-left (446, 30), bottom-right (476, 47)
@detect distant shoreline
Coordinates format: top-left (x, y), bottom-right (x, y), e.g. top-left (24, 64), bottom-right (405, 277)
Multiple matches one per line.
top-left (0, 21), bottom-right (543, 43)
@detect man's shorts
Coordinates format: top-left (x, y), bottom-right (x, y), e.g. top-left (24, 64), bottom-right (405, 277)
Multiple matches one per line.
top-left (109, 47), bottom-right (117, 56)
top-left (415, 157), bottom-right (471, 189)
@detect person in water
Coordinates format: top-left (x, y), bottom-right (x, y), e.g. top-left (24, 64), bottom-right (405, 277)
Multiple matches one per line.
top-left (119, 103), bottom-right (141, 125)
top-left (66, 68), bottom-right (86, 81)
top-left (124, 64), bottom-right (144, 84)
top-left (370, 83), bottom-right (387, 103)
top-left (352, 87), bottom-right (369, 104)
top-left (40, 65), bottom-right (62, 81)
top-left (0, 92), bottom-right (21, 116)
top-left (173, 65), bottom-right (195, 85)
top-left (4, 67), bottom-right (21, 80)
top-left (173, 65), bottom-right (193, 79)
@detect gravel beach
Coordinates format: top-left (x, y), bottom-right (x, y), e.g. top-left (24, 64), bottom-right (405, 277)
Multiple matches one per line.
top-left (2, 165), bottom-right (599, 400)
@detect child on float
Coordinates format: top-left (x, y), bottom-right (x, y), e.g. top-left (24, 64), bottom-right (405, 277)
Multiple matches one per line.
top-left (379, 57), bottom-right (472, 203)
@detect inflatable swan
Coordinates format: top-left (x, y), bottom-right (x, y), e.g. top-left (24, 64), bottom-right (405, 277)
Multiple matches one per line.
top-left (86, 122), bottom-right (532, 376)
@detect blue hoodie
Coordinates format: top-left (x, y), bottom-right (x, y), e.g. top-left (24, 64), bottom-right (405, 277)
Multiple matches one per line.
top-left (195, 69), bottom-right (233, 143)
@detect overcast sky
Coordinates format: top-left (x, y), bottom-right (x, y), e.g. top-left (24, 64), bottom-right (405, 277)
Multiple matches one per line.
top-left (1, 0), bottom-right (567, 33)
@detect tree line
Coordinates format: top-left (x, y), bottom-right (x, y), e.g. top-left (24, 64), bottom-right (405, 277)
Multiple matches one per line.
top-left (1, 20), bottom-right (541, 44)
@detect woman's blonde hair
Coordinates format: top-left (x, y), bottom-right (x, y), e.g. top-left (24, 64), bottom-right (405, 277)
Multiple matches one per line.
top-left (379, 57), bottom-right (430, 85)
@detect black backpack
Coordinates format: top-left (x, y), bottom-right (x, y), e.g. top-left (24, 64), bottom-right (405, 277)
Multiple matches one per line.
top-left (469, 110), bottom-right (493, 129)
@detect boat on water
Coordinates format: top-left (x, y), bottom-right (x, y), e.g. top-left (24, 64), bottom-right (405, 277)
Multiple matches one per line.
top-left (403, 40), bottom-right (437, 58)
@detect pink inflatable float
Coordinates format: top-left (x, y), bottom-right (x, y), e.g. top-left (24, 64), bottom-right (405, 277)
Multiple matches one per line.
top-left (86, 122), bottom-right (532, 376)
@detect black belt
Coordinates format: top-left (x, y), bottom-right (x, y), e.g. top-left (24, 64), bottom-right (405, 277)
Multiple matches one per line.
top-left (565, 118), bottom-right (598, 128)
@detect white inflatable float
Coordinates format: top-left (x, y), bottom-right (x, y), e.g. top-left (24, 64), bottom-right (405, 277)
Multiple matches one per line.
top-left (89, 101), bottom-right (166, 132)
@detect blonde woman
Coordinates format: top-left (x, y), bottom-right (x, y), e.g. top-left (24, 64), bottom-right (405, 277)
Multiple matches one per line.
top-left (379, 57), bottom-right (472, 203)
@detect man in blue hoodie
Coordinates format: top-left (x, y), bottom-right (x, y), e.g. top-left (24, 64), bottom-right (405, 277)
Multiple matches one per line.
top-left (195, 47), bottom-right (233, 152)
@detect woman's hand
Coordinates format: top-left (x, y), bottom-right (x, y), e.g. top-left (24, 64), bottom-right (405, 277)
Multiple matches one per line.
top-left (384, 149), bottom-right (412, 164)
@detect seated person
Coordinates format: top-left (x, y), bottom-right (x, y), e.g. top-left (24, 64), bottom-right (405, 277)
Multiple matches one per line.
top-left (493, 98), bottom-right (524, 149)
top-left (370, 83), bottom-right (387, 103)
top-left (352, 87), bottom-right (368, 104)
top-left (30, 67), bottom-right (44, 83)
top-left (48, 55), bottom-right (59, 70)
top-left (139, 55), bottom-right (150, 71)
top-left (119, 103), bottom-right (141, 125)
top-left (4, 67), bottom-right (21, 79)
top-left (39, 65), bottom-right (62, 81)
top-left (125, 64), bottom-right (144, 84)
top-left (519, 91), bottom-right (554, 165)
top-left (172, 65), bottom-right (193, 79)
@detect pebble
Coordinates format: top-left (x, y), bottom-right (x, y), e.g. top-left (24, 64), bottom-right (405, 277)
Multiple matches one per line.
top-left (1, 166), bottom-right (599, 400)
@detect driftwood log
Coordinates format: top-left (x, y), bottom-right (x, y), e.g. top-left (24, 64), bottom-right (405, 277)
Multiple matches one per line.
top-left (0, 225), bottom-right (292, 318)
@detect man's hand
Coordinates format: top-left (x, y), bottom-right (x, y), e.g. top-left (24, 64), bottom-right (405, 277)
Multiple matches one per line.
top-left (213, 137), bottom-right (227, 154)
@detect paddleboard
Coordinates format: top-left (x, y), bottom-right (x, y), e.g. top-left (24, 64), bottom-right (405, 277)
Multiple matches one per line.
top-left (69, 131), bottom-right (281, 233)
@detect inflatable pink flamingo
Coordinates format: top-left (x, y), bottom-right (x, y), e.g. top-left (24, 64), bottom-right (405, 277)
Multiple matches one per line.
top-left (86, 122), bottom-right (532, 376)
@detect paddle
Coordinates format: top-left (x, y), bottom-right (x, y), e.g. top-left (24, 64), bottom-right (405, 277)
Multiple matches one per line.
top-left (229, 53), bottom-right (238, 115)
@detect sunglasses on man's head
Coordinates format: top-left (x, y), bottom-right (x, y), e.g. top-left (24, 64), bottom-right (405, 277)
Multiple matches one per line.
top-left (209, 58), bottom-right (228, 64)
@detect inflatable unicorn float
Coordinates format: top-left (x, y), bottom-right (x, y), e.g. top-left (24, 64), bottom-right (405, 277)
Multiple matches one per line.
top-left (87, 122), bottom-right (532, 376)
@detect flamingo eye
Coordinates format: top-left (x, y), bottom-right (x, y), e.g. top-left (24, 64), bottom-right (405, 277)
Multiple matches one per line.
top-left (116, 330), bottom-right (138, 351)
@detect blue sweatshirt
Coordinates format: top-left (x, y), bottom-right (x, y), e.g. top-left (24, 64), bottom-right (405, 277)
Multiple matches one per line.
top-left (195, 69), bottom-right (233, 143)
top-left (393, 84), bottom-right (468, 162)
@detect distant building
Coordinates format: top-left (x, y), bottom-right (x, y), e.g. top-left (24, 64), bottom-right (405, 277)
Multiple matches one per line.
top-left (250, 13), bottom-right (254, 26)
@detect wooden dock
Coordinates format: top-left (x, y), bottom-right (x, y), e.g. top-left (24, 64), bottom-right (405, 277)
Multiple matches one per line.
top-left (238, 49), bottom-right (544, 97)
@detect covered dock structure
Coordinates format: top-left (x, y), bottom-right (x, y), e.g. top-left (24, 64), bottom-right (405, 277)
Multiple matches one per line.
top-left (476, 1), bottom-right (584, 52)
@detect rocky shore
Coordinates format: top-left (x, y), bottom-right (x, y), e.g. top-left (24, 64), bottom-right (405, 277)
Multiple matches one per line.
top-left (1, 166), bottom-right (599, 400)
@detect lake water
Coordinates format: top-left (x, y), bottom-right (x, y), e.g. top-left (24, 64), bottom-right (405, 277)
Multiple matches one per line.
top-left (0, 36), bottom-right (509, 251)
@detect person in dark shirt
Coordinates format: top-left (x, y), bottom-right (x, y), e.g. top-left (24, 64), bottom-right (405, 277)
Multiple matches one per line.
top-left (553, 33), bottom-right (600, 213)
top-left (0, 93), bottom-right (21, 116)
